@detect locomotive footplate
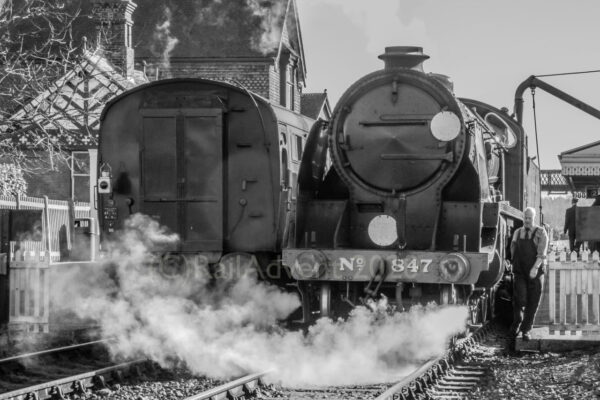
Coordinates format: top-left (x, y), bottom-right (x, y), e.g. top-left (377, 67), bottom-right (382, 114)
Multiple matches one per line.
top-left (283, 249), bottom-right (489, 285)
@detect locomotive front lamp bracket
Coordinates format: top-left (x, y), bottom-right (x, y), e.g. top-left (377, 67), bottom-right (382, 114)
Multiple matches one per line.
top-left (98, 162), bottom-right (113, 194)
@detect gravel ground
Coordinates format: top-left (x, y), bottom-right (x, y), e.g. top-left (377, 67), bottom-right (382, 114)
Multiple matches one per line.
top-left (467, 338), bottom-right (600, 399)
top-left (76, 369), bottom-right (225, 400)
top-left (54, 338), bottom-right (600, 400)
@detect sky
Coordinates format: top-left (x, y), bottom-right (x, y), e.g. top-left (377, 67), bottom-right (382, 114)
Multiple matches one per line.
top-left (296, 0), bottom-right (600, 170)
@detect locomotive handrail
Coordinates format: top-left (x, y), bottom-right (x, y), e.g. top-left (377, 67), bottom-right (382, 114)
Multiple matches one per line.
top-left (359, 119), bottom-right (429, 126)
top-left (514, 75), bottom-right (600, 125)
top-left (380, 153), bottom-right (453, 161)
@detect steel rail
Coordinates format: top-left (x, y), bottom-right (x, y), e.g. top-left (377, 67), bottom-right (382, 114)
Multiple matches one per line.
top-left (0, 359), bottom-right (146, 400)
top-left (183, 371), bottom-right (269, 400)
top-left (0, 339), bottom-right (112, 364)
top-left (374, 358), bottom-right (439, 400)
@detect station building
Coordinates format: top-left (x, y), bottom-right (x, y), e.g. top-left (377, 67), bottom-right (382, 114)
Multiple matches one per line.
top-left (4, 0), bottom-right (330, 203)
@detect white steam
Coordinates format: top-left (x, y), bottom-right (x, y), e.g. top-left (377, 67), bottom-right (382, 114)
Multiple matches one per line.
top-left (55, 214), bottom-right (468, 387)
top-left (247, 0), bottom-right (287, 55)
top-left (188, 0), bottom-right (288, 56)
top-left (152, 7), bottom-right (179, 75)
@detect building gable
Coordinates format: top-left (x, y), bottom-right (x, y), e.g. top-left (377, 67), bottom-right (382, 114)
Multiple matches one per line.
top-left (278, 0), bottom-right (306, 85)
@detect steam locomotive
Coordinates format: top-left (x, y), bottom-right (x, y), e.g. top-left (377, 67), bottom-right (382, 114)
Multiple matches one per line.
top-left (97, 78), bottom-right (318, 274)
top-left (283, 47), bottom-right (541, 323)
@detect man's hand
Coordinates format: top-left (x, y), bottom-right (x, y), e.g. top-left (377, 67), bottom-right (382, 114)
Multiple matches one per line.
top-left (529, 267), bottom-right (538, 279)
top-left (530, 258), bottom-right (542, 279)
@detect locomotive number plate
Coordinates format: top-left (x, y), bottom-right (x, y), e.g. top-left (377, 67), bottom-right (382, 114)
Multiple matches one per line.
top-left (389, 258), bottom-right (433, 274)
top-left (336, 256), bottom-right (434, 276)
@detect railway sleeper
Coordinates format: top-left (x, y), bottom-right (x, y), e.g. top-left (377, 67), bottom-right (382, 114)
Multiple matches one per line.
top-left (438, 377), bottom-right (479, 386)
top-left (48, 385), bottom-right (66, 400)
top-left (448, 367), bottom-right (486, 375)
top-left (227, 384), bottom-right (244, 398)
top-left (243, 379), bottom-right (260, 394)
top-left (129, 364), bottom-right (143, 379)
top-left (92, 374), bottom-right (107, 389)
top-left (435, 384), bottom-right (472, 392)
top-left (111, 369), bottom-right (124, 383)
top-left (426, 392), bottom-right (466, 400)
top-left (71, 379), bottom-right (86, 395)
top-left (442, 375), bottom-right (481, 382)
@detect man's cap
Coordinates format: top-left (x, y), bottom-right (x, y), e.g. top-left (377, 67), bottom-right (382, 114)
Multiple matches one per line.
top-left (572, 198), bottom-right (579, 204)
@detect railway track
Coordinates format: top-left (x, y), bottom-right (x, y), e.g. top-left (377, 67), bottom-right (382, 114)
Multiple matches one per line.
top-left (176, 325), bottom-right (497, 400)
top-left (0, 338), bottom-right (263, 400)
top-left (0, 322), bottom-right (508, 400)
top-left (375, 323), bottom-right (498, 400)
top-left (183, 372), bottom-right (267, 400)
top-left (0, 338), bottom-right (148, 400)
top-left (0, 360), bottom-right (147, 400)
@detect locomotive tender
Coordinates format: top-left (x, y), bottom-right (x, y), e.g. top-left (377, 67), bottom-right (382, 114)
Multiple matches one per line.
top-left (283, 47), bottom-right (541, 322)
top-left (97, 78), bottom-right (317, 272)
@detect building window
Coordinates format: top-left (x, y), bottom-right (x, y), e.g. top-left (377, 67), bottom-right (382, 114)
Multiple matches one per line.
top-left (71, 151), bottom-right (90, 202)
top-left (286, 64), bottom-right (295, 110)
top-left (290, 171), bottom-right (298, 199)
top-left (292, 134), bottom-right (303, 161)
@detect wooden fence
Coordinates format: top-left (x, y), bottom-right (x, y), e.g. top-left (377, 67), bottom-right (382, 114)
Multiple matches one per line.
top-left (0, 195), bottom-right (91, 262)
top-left (541, 250), bottom-right (600, 336)
top-left (8, 246), bottom-right (50, 333)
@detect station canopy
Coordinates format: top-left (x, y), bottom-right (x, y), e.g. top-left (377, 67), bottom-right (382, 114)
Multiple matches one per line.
top-left (557, 140), bottom-right (600, 198)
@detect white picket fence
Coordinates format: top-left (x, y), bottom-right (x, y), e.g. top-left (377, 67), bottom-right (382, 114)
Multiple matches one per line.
top-left (546, 249), bottom-right (600, 336)
top-left (0, 195), bottom-right (91, 332)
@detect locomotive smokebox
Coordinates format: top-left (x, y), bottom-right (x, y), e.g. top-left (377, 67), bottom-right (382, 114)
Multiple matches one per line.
top-left (378, 46), bottom-right (429, 71)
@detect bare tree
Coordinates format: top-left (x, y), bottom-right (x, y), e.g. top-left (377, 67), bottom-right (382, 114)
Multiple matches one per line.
top-left (0, 0), bottom-right (87, 172)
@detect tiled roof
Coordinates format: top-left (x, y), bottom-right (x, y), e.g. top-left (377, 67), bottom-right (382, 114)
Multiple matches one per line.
top-left (301, 92), bottom-right (327, 119)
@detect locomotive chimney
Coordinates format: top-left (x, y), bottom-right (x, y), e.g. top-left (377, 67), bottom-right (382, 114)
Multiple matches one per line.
top-left (378, 46), bottom-right (429, 72)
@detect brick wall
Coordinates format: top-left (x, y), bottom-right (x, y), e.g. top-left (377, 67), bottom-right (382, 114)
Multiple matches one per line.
top-left (157, 61), bottom-right (273, 100)
top-left (269, 65), bottom-right (281, 105)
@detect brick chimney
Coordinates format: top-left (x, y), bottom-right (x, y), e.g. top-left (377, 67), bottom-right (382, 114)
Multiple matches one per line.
top-left (92, 0), bottom-right (137, 78)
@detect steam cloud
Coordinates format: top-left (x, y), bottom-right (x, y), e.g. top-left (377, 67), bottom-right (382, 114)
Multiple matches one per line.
top-left (246, 0), bottom-right (287, 55)
top-left (192, 0), bottom-right (287, 56)
top-left (54, 214), bottom-right (468, 387)
top-left (151, 6), bottom-right (179, 76)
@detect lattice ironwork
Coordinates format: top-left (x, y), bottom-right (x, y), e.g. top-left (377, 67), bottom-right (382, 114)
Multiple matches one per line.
top-left (541, 169), bottom-right (571, 193)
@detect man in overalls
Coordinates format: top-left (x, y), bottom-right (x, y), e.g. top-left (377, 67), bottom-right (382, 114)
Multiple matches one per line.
top-left (508, 207), bottom-right (548, 350)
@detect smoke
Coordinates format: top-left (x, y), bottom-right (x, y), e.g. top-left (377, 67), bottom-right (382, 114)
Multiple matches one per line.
top-left (246, 0), bottom-right (287, 55)
top-left (191, 0), bottom-right (287, 56)
top-left (55, 214), bottom-right (469, 387)
top-left (151, 6), bottom-right (178, 76)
